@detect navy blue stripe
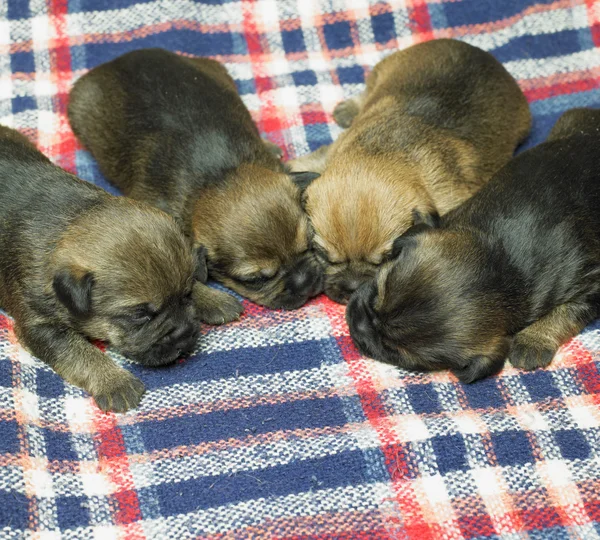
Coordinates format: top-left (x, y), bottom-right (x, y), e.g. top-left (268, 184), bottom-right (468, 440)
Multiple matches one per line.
top-left (442, 0), bottom-right (557, 27)
top-left (152, 450), bottom-right (370, 515)
top-left (128, 338), bottom-right (336, 389)
top-left (138, 396), bottom-right (348, 451)
top-left (77, 30), bottom-right (244, 67)
top-left (491, 30), bottom-right (583, 64)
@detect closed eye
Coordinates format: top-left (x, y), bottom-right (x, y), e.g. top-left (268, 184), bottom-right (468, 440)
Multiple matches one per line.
top-left (313, 246), bottom-right (344, 266)
top-left (122, 304), bottom-right (157, 325)
top-left (235, 274), bottom-right (274, 287)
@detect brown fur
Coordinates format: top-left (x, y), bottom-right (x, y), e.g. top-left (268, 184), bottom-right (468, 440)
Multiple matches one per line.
top-left (291, 39), bottom-right (532, 303)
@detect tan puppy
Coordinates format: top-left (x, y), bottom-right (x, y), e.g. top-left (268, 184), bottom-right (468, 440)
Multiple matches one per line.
top-left (291, 39), bottom-right (531, 303)
top-left (0, 126), bottom-right (237, 412)
top-left (68, 48), bottom-right (323, 310)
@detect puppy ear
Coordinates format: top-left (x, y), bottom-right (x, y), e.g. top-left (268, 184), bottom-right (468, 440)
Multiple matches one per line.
top-left (389, 208), bottom-right (440, 259)
top-left (452, 355), bottom-right (505, 383)
top-left (289, 171), bottom-right (320, 192)
top-left (53, 268), bottom-right (95, 319)
top-left (412, 208), bottom-right (440, 228)
top-left (194, 245), bottom-right (209, 283)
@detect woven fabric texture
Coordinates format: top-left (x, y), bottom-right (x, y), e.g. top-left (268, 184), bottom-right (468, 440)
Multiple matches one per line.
top-left (1, 0), bottom-right (600, 538)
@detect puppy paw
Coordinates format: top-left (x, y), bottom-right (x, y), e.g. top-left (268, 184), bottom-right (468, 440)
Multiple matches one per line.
top-left (333, 99), bottom-right (360, 128)
top-left (94, 371), bottom-right (145, 413)
top-left (195, 285), bottom-right (244, 325)
top-left (264, 140), bottom-right (284, 159)
top-left (508, 335), bottom-right (556, 371)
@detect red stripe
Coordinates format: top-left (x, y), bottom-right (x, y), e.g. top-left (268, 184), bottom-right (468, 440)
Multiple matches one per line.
top-left (94, 413), bottom-right (146, 536)
top-left (337, 336), bottom-right (433, 538)
top-left (407, 0), bottom-right (434, 40)
top-left (241, 0), bottom-right (284, 135)
top-left (577, 362), bottom-right (600, 395)
top-left (586, 0), bottom-right (600, 47)
top-left (524, 77), bottom-right (600, 102)
top-left (47, 0), bottom-right (76, 172)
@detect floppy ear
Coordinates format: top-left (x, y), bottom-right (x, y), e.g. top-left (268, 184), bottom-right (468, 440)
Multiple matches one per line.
top-left (194, 245), bottom-right (209, 283)
top-left (389, 207), bottom-right (441, 259)
top-left (452, 355), bottom-right (505, 383)
top-left (412, 207), bottom-right (440, 228)
top-left (289, 171), bottom-right (320, 192)
top-left (53, 268), bottom-right (95, 319)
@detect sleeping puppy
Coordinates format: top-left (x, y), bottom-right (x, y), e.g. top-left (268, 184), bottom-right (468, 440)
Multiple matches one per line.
top-left (346, 108), bottom-right (600, 383)
top-left (290, 39), bottom-right (531, 303)
top-left (68, 48), bottom-right (323, 310)
top-left (0, 126), bottom-right (235, 412)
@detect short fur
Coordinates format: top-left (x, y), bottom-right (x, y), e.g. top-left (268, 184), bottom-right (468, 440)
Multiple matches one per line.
top-left (0, 126), bottom-right (239, 412)
top-left (346, 108), bottom-right (600, 383)
top-left (291, 39), bottom-right (531, 303)
top-left (68, 48), bottom-right (323, 310)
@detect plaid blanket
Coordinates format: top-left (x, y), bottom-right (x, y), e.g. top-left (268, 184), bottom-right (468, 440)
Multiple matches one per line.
top-left (2, 0), bottom-right (600, 538)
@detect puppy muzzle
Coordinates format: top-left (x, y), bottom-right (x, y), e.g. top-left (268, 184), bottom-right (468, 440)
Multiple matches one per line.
top-left (325, 269), bottom-right (376, 304)
top-left (346, 283), bottom-right (383, 359)
top-left (126, 321), bottom-right (200, 367)
top-left (275, 255), bottom-right (324, 310)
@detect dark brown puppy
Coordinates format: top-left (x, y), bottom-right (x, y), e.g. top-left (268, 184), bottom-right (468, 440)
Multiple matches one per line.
top-left (346, 108), bottom-right (600, 383)
top-left (68, 48), bottom-right (323, 310)
top-left (290, 39), bottom-right (531, 304)
top-left (0, 126), bottom-right (235, 412)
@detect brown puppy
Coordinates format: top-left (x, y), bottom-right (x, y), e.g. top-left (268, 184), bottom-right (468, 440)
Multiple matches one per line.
top-left (0, 126), bottom-right (236, 412)
top-left (291, 39), bottom-right (531, 303)
top-left (68, 48), bottom-right (323, 310)
top-left (346, 108), bottom-right (600, 383)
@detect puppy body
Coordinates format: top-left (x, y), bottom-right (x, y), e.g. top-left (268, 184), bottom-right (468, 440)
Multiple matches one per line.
top-left (293, 39), bottom-right (531, 303)
top-left (347, 109), bottom-right (600, 382)
top-left (0, 126), bottom-right (216, 411)
top-left (68, 48), bottom-right (323, 310)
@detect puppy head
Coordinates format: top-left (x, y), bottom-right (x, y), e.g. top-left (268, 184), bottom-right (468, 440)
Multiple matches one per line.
top-left (52, 199), bottom-right (204, 366)
top-left (305, 156), bottom-right (438, 303)
top-left (346, 227), bottom-right (510, 382)
top-left (547, 108), bottom-right (600, 141)
top-left (193, 164), bottom-right (323, 309)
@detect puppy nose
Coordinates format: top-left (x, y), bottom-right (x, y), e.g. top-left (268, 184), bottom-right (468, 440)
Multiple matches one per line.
top-left (348, 295), bottom-right (375, 336)
top-left (163, 322), bottom-right (195, 343)
top-left (340, 278), bottom-right (364, 296)
top-left (288, 268), bottom-right (321, 296)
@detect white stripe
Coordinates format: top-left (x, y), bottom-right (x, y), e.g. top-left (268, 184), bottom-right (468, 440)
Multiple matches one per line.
top-left (460, 6), bottom-right (588, 52)
top-left (197, 313), bottom-right (333, 354)
top-left (503, 48), bottom-right (600, 80)
top-left (56, 1), bottom-right (243, 39)
top-left (138, 362), bottom-right (352, 412)
top-left (130, 424), bottom-right (380, 488)
top-left (143, 482), bottom-right (395, 537)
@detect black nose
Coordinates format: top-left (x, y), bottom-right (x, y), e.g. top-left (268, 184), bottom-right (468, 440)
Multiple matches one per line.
top-left (162, 322), bottom-right (196, 344)
top-left (348, 296), bottom-right (373, 337)
top-left (339, 277), bottom-right (365, 298)
top-left (287, 267), bottom-right (322, 296)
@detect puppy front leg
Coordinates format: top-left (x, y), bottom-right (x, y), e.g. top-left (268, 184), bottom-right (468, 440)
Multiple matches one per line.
top-left (333, 93), bottom-right (365, 128)
top-left (287, 144), bottom-right (330, 174)
top-left (16, 321), bottom-right (145, 412)
top-left (193, 282), bottom-right (244, 325)
top-left (508, 301), bottom-right (595, 370)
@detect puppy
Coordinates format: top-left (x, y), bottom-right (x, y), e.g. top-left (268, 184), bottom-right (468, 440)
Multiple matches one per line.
top-left (346, 108), bottom-right (600, 383)
top-left (68, 48), bottom-right (323, 310)
top-left (0, 126), bottom-right (236, 412)
top-left (291, 39), bottom-right (531, 303)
